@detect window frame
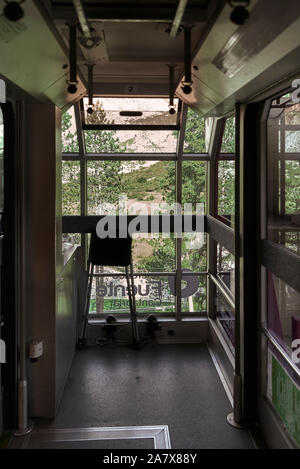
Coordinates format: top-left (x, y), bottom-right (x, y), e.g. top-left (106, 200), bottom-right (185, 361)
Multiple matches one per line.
top-left (62, 100), bottom-right (211, 319)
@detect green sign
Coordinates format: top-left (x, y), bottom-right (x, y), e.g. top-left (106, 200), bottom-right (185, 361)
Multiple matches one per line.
top-left (272, 355), bottom-right (300, 447)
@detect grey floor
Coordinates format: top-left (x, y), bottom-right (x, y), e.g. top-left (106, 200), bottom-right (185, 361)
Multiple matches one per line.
top-left (24, 343), bottom-right (255, 449)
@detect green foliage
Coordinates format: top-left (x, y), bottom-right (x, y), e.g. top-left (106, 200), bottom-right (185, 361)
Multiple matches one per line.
top-left (221, 117), bottom-right (235, 153)
top-left (160, 161), bottom-right (206, 207)
top-left (62, 160), bottom-right (80, 215)
top-left (123, 161), bottom-right (170, 200)
top-left (61, 110), bottom-right (79, 152)
top-left (285, 160), bottom-right (300, 214)
top-left (217, 161), bottom-right (235, 223)
top-left (183, 108), bottom-right (206, 153)
top-left (135, 236), bottom-right (176, 272)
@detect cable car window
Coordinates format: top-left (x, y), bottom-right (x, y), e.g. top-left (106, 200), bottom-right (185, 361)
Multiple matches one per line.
top-left (267, 97), bottom-right (300, 256)
top-left (82, 97), bottom-right (179, 126)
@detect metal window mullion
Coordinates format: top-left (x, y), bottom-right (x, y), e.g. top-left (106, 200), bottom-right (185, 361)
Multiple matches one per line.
top-left (175, 103), bottom-right (188, 321)
top-left (207, 118), bottom-right (224, 319)
top-left (83, 153), bottom-right (177, 161)
top-left (74, 102), bottom-right (87, 253)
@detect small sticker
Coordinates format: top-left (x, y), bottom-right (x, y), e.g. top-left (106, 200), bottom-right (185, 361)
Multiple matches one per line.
top-left (0, 16), bottom-right (27, 44)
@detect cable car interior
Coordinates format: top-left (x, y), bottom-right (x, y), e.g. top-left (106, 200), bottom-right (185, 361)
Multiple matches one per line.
top-left (0, 0), bottom-right (300, 450)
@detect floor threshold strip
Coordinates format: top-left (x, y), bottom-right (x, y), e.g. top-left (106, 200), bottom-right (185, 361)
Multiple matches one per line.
top-left (20, 425), bottom-right (171, 450)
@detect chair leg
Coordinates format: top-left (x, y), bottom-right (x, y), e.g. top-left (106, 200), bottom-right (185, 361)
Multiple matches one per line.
top-left (78, 263), bottom-right (94, 348)
top-left (126, 263), bottom-right (140, 347)
top-left (129, 259), bottom-right (140, 345)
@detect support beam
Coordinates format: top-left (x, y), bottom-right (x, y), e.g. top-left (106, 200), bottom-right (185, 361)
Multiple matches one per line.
top-left (52, 3), bottom-right (208, 23)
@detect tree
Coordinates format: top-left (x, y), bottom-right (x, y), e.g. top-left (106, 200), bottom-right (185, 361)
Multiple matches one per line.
top-left (61, 101), bottom-right (125, 215)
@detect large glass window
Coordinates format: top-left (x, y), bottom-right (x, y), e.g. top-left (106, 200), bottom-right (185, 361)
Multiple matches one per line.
top-left (216, 117), bottom-right (235, 227)
top-left (217, 243), bottom-right (235, 297)
top-left (217, 160), bottom-right (235, 227)
top-left (62, 99), bottom-right (208, 318)
top-left (266, 345), bottom-right (300, 447)
top-left (83, 98), bottom-right (178, 154)
top-left (263, 94), bottom-right (300, 448)
top-left (62, 106), bottom-right (79, 153)
top-left (84, 129), bottom-right (178, 153)
top-left (83, 97), bottom-right (179, 126)
top-left (268, 271), bottom-right (300, 358)
top-left (87, 160), bottom-right (175, 215)
top-left (62, 160), bottom-right (80, 215)
top-left (183, 108), bottom-right (211, 153)
top-left (267, 98), bottom-right (300, 255)
top-left (220, 117), bottom-right (235, 153)
top-left (89, 274), bottom-right (176, 317)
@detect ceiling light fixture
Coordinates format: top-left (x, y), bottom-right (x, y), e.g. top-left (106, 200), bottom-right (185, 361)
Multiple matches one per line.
top-left (228, 0), bottom-right (250, 25)
top-left (3, 0), bottom-right (25, 22)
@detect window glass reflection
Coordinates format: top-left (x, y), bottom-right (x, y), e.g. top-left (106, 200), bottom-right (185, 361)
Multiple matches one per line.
top-left (267, 98), bottom-right (300, 255)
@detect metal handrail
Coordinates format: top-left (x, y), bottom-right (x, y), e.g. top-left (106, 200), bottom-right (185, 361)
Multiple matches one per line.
top-left (209, 273), bottom-right (235, 310)
top-left (262, 327), bottom-right (300, 379)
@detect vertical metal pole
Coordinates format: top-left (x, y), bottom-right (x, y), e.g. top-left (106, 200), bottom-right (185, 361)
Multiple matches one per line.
top-left (81, 263), bottom-right (94, 343)
top-left (87, 64), bottom-right (94, 108)
top-left (69, 24), bottom-right (77, 85)
top-left (74, 103), bottom-right (86, 254)
top-left (168, 65), bottom-right (175, 107)
top-left (14, 101), bottom-right (32, 436)
top-left (230, 104), bottom-right (243, 427)
top-left (126, 261), bottom-right (140, 345)
top-left (207, 119), bottom-right (223, 319)
top-left (184, 27), bottom-right (192, 84)
top-left (175, 104), bottom-right (188, 321)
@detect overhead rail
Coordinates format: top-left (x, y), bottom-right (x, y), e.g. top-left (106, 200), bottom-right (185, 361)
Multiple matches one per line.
top-left (72, 0), bottom-right (93, 43)
top-left (169, 0), bottom-right (189, 39)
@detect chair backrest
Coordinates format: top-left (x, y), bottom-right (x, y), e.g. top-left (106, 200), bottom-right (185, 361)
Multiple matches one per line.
top-left (89, 232), bottom-right (132, 267)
